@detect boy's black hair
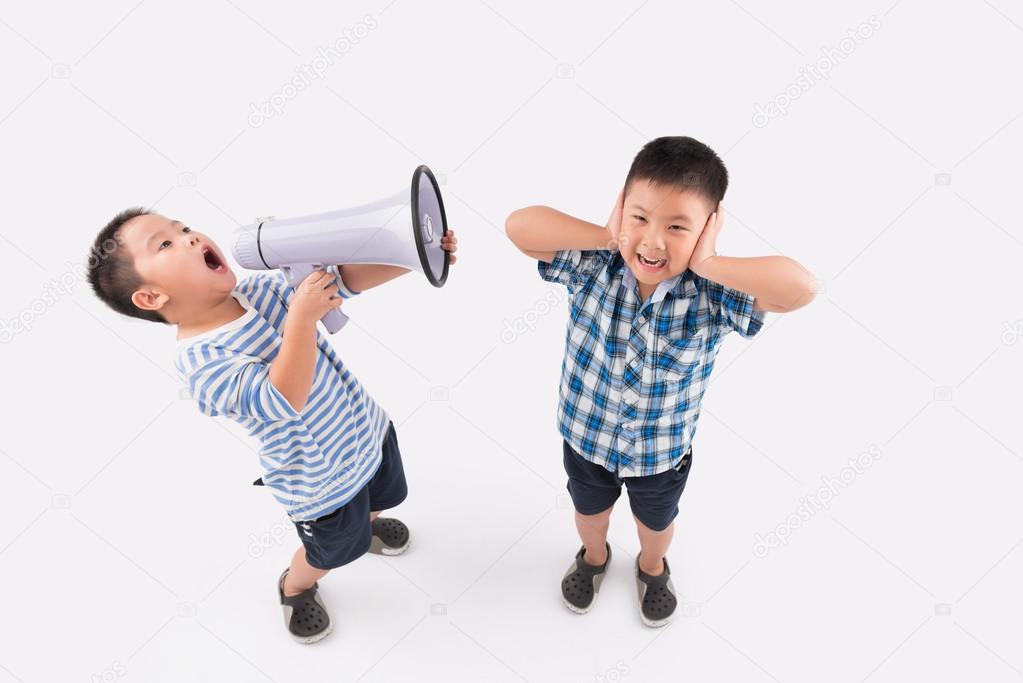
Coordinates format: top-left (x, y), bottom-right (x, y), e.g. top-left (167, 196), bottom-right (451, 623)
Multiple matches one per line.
top-left (86, 207), bottom-right (167, 324)
top-left (624, 136), bottom-right (728, 207)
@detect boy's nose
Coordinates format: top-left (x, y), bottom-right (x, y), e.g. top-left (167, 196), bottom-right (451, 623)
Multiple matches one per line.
top-left (641, 225), bottom-right (665, 251)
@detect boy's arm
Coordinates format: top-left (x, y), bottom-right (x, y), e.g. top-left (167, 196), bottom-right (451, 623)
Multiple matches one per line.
top-left (505, 205), bottom-right (616, 262)
top-left (268, 270), bottom-right (342, 412)
top-left (336, 229), bottom-right (458, 291)
top-left (694, 256), bottom-right (816, 313)
top-left (689, 208), bottom-right (816, 314)
top-left (268, 314), bottom-right (319, 413)
top-left (337, 264), bottom-right (410, 294)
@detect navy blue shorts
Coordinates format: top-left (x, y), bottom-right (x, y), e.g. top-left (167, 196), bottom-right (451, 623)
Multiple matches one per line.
top-left (562, 440), bottom-right (693, 532)
top-left (293, 421), bottom-right (408, 570)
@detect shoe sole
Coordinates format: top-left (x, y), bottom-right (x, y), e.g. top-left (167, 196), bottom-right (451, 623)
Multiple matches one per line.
top-left (290, 622), bottom-right (333, 644)
top-left (639, 612), bottom-right (673, 628)
top-left (562, 595), bottom-right (594, 615)
top-left (369, 535), bottom-right (410, 556)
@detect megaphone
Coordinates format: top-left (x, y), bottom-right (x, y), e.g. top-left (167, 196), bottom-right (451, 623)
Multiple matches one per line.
top-left (233, 165), bottom-right (449, 333)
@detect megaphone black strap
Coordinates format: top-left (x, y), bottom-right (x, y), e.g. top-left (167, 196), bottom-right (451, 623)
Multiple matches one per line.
top-left (256, 219), bottom-right (271, 270)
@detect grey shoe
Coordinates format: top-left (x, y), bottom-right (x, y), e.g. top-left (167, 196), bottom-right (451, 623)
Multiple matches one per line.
top-left (635, 556), bottom-right (677, 627)
top-left (278, 569), bottom-right (332, 644)
top-left (369, 517), bottom-right (410, 556)
top-left (561, 543), bottom-right (611, 614)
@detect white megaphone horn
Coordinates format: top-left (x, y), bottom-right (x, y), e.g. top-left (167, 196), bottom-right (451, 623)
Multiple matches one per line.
top-left (233, 165), bottom-right (449, 333)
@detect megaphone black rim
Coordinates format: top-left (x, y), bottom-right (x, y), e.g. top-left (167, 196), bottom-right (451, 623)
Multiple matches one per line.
top-left (410, 164), bottom-right (449, 287)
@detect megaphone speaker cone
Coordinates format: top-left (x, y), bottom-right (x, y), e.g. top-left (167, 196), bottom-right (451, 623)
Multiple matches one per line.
top-left (411, 165), bottom-right (450, 287)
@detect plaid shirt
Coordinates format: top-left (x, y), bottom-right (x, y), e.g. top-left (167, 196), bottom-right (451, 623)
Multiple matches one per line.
top-left (539, 249), bottom-right (766, 477)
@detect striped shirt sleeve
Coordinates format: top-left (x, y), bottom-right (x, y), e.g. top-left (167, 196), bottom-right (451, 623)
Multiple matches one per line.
top-left (706, 280), bottom-right (767, 338)
top-left (327, 265), bottom-right (361, 299)
top-left (537, 250), bottom-right (611, 293)
top-left (180, 347), bottom-right (299, 422)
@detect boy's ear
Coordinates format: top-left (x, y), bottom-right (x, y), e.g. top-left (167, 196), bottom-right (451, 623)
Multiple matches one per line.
top-left (701, 203), bottom-right (720, 231)
top-left (131, 287), bottom-right (169, 314)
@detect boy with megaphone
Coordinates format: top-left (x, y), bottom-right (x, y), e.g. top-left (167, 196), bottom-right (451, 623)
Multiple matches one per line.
top-left (86, 189), bottom-right (458, 643)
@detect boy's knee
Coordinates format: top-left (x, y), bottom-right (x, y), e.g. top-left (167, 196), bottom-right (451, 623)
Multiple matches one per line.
top-left (576, 506), bottom-right (613, 526)
top-left (633, 513), bottom-right (673, 534)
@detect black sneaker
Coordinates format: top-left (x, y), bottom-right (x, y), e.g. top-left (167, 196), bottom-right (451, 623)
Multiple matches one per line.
top-left (278, 569), bottom-right (332, 643)
top-left (635, 556), bottom-right (678, 627)
top-left (369, 517), bottom-right (410, 556)
top-left (561, 543), bottom-right (611, 614)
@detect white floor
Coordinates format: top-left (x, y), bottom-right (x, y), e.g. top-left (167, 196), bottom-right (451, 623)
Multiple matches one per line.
top-left (5, 375), bottom-right (1023, 683)
top-left (2, 0), bottom-right (1023, 681)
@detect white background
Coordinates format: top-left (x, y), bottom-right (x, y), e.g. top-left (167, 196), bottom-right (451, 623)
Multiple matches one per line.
top-left (1, 1), bottom-right (1022, 681)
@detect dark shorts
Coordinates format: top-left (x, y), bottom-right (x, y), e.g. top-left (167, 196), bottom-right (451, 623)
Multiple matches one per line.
top-left (562, 440), bottom-right (693, 532)
top-left (293, 421), bottom-right (408, 570)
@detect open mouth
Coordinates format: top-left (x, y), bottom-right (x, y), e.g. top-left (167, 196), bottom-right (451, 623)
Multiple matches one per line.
top-left (201, 245), bottom-right (226, 273)
top-left (636, 252), bottom-right (667, 272)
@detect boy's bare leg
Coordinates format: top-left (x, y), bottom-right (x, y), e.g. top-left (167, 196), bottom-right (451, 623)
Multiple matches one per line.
top-left (575, 507), bottom-right (612, 565)
top-left (285, 512), bottom-right (385, 595)
top-left (283, 547), bottom-right (329, 596)
top-left (635, 516), bottom-right (674, 576)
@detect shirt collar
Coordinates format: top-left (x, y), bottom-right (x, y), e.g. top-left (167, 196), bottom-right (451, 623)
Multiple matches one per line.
top-left (609, 252), bottom-right (698, 305)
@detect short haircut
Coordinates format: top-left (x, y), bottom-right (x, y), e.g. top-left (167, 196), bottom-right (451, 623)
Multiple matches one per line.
top-left (624, 136), bottom-right (728, 207)
top-left (86, 207), bottom-right (167, 324)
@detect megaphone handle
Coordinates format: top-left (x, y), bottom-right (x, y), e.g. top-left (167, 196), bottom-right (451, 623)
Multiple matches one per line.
top-left (280, 263), bottom-right (350, 334)
top-left (320, 308), bottom-right (349, 334)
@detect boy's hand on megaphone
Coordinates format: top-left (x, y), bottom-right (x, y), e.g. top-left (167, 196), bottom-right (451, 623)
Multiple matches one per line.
top-left (291, 270), bottom-right (342, 322)
top-left (440, 229), bottom-right (458, 264)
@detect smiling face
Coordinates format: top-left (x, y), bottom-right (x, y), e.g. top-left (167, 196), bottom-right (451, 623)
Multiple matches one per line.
top-left (119, 213), bottom-right (236, 322)
top-left (618, 179), bottom-right (715, 291)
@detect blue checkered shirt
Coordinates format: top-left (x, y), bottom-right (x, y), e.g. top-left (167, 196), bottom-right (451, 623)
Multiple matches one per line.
top-left (539, 249), bottom-right (766, 477)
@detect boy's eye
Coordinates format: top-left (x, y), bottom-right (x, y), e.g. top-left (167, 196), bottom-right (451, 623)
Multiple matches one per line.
top-left (668, 224), bottom-right (687, 232)
top-left (633, 215), bottom-right (647, 223)
top-left (159, 240), bottom-right (172, 250)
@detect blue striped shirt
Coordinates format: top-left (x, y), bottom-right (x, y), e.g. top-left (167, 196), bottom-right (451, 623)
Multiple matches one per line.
top-left (539, 249), bottom-right (766, 477)
top-left (175, 271), bottom-right (390, 521)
